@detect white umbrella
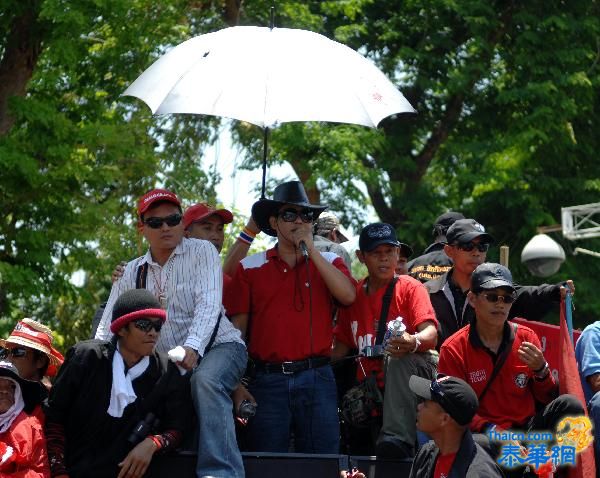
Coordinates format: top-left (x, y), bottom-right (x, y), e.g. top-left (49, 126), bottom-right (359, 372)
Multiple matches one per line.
top-left (123, 26), bottom-right (415, 196)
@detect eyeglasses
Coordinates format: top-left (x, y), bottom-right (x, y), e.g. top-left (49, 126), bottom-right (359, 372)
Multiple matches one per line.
top-left (278, 208), bottom-right (314, 223)
top-left (453, 242), bottom-right (489, 253)
top-left (479, 292), bottom-right (517, 304)
top-left (144, 213), bottom-right (182, 229)
top-left (132, 319), bottom-right (163, 333)
top-left (0, 347), bottom-right (28, 359)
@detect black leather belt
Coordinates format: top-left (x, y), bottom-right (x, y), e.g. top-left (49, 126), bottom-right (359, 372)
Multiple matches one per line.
top-left (253, 356), bottom-right (331, 375)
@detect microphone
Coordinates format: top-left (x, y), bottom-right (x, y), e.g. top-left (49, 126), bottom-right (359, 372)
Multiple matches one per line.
top-left (299, 241), bottom-right (309, 258)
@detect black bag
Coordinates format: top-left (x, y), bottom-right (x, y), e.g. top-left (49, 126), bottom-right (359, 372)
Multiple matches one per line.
top-left (340, 277), bottom-right (398, 428)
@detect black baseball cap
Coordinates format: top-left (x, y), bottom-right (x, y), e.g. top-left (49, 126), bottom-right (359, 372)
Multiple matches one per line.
top-left (409, 375), bottom-right (478, 426)
top-left (446, 219), bottom-right (493, 245)
top-left (471, 263), bottom-right (515, 292)
top-left (434, 212), bottom-right (465, 229)
top-left (359, 223), bottom-right (413, 257)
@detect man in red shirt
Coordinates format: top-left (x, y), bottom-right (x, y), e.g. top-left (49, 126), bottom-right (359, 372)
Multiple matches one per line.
top-left (408, 374), bottom-right (503, 477)
top-left (226, 180), bottom-right (356, 453)
top-left (438, 263), bottom-right (583, 458)
top-left (333, 223), bottom-right (438, 458)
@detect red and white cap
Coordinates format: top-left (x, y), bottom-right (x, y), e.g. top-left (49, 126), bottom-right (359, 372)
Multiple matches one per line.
top-left (137, 188), bottom-right (181, 217)
top-left (0, 319), bottom-right (64, 374)
top-left (183, 203), bottom-right (234, 230)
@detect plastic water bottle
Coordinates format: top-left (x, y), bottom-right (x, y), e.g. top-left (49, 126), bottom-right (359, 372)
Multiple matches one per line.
top-left (383, 317), bottom-right (406, 348)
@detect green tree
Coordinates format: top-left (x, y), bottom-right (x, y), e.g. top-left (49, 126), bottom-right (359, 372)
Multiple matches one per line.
top-left (0, 0), bottom-right (242, 344)
top-left (233, 0), bottom-right (600, 325)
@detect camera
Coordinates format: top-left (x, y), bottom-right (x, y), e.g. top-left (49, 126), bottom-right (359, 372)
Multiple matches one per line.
top-left (521, 234), bottom-right (565, 277)
top-left (128, 412), bottom-right (159, 445)
top-left (238, 399), bottom-right (257, 419)
top-left (361, 344), bottom-right (384, 358)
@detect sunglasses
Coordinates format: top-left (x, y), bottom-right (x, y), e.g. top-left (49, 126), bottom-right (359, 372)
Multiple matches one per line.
top-left (479, 292), bottom-right (517, 304)
top-left (0, 347), bottom-right (28, 359)
top-left (453, 242), bottom-right (489, 253)
top-left (132, 319), bottom-right (163, 333)
top-left (144, 213), bottom-right (182, 229)
top-left (278, 208), bottom-right (314, 223)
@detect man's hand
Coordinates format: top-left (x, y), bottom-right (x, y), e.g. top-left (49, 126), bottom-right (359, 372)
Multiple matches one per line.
top-left (246, 216), bottom-right (261, 236)
top-left (112, 261), bottom-right (128, 283)
top-left (117, 438), bottom-right (157, 478)
top-left (290, 225), bottom-right (315, 256)
top-left (518, 341), bottom-right (546, 372)
top-left (232, 384), bottom-right (257, 416)
top-left (179, 346), bottom-right (199, 371)
top-left (385, 332), bottom-right (415, 358)
top-left (560, 279), bottom-right (575, 299)
top-left (340, 468), bottom-right (366, 478)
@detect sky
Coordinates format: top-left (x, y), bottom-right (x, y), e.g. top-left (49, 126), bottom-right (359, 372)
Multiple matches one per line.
top-left (203, 126), bottom-right (377, 243)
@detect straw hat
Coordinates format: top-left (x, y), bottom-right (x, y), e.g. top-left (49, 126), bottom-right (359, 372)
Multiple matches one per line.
top-left (0, 319), bottom-right (64, 368)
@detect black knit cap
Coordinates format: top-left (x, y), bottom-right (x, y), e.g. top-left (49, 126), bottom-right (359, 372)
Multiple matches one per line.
top-left (110, 289), bottom-right (166, 334)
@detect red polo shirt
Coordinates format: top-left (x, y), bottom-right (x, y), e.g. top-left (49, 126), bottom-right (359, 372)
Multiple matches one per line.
top-left (225, 246), bottom-right (353, 362)
top-left (438, 320), bottom-right (557, 432)
top-left (334, 276), bottom-right (437, 386)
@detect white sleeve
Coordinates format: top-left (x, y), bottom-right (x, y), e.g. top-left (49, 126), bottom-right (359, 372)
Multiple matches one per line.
top-left (183, 241), bottom-right (223, 356)
top-left (94, 260), bottom-right (139, 340)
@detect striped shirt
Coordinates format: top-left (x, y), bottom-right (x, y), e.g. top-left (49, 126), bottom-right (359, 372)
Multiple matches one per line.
top-left (95, 237), bottom-right (244, 355)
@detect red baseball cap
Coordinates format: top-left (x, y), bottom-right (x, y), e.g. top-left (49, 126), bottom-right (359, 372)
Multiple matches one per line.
top-left (137, 188), bottom-right (181, 217)
top-left (183, 203), bottom-right (234, 230)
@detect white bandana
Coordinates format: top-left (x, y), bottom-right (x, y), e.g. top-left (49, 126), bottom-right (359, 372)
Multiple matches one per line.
top-left (0, 378), bottom-right (24, 434)
top-left (107, 346), bottom-right (150, 418)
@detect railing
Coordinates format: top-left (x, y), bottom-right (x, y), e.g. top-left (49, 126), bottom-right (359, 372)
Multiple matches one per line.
top-left (146, 451), bottom-right (413, 478)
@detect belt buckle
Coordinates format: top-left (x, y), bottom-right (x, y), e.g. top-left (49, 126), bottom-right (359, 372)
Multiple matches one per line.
top-left (281, 361), bottom-right (295, 375)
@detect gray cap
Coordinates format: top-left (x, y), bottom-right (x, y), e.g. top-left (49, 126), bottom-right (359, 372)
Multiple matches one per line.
top-left (314, 211), bottom-right (349, 242)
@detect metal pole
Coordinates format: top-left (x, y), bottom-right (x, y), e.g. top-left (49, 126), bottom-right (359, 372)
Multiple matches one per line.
top-left (261, 127), bottom-right (269, 199)
top-left (565, 292), bottom-right (574, 343)
top-left (573, 247), bottom-right (600, 259)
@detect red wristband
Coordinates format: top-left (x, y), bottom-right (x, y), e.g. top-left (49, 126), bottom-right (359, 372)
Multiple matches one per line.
top-left (147, 435), bottom-right (162, 450)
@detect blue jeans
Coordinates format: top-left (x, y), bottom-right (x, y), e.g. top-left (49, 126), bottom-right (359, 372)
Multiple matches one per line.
top-left (191, 342), bottom-right (247, 478)
top-left (246, 364), bottom-right (340, 453)
top-left (588, 392), bottom-right (600, 472)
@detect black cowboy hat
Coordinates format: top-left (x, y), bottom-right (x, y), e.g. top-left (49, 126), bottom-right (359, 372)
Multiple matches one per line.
top-left (0, 360), bottom-right (47, 413)
top-left (252, 181), bottom-right (328, 237)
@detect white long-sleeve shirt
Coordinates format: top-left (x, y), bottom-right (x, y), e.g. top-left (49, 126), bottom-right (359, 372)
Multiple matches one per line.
top-left (95, 237), bottom-right (243, 355)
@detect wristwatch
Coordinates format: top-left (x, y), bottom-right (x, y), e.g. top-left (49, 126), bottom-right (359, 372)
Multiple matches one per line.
top-left (534, 361), bottom-right (550, 380)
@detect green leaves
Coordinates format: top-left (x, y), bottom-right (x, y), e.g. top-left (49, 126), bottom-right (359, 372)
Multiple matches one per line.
top-left (1, 0), bottom-right (599, 346)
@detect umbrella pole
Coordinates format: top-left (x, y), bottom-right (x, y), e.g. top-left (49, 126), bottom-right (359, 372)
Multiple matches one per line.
top-left (260, 7), bottom-right (275, 199)
top-left (261, 127), bottom-right (269, 199)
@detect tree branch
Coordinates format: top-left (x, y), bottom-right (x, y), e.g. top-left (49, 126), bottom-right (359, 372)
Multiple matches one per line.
top-left (0, 2), bottom-right (44, 136)
top-left (223, 0), bottom-right (242, 26)
top-left (406, 2), bottom-right (516, 190)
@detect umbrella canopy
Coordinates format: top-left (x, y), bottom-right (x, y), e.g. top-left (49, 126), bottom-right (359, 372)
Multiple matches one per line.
top-left (123, 26), bottom-right (415, 129)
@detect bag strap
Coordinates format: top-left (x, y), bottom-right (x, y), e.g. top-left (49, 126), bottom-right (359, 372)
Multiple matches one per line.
top-left (375, 277), bottom-right (399, 346)
top-left (478, 322), bottom-right (518, 403)
top-left (203, 312), bottom-right (222, 356)
top-left (135, 261), bottom-right (221, 357)
top-left (136, 263), bottom-right (148, 289)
